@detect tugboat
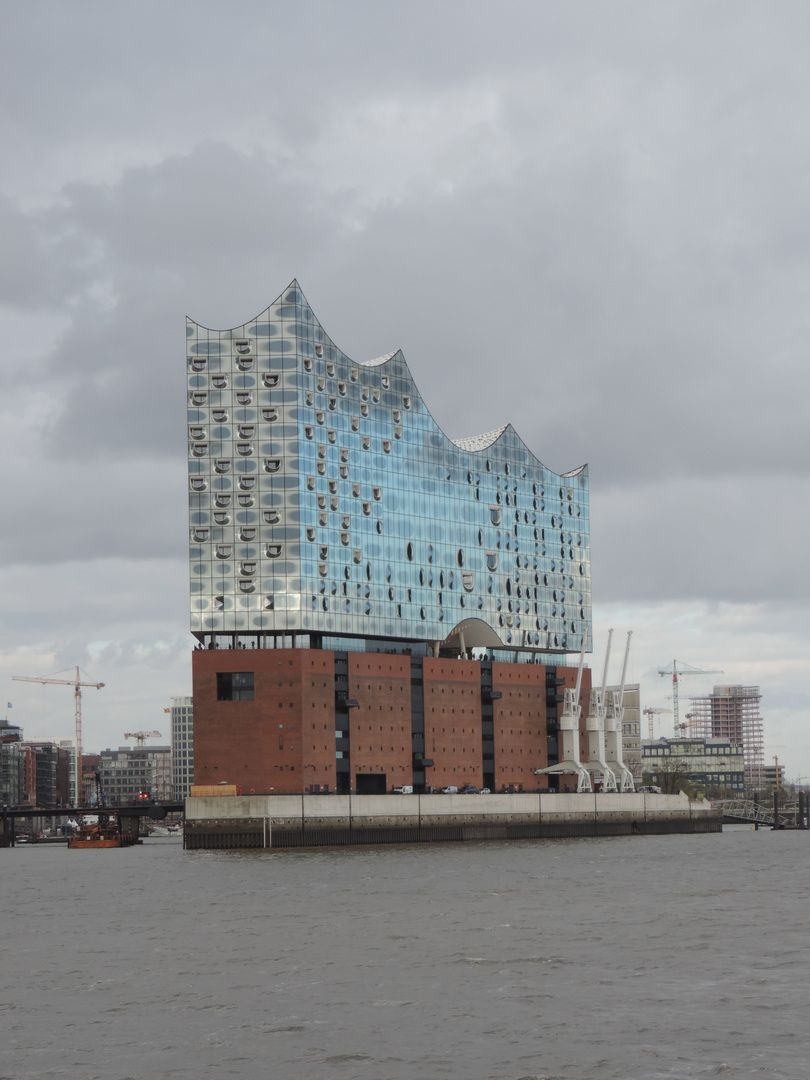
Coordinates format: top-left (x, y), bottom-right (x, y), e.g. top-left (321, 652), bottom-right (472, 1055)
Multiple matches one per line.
top-left (68, 770), bottom-right (138, 849)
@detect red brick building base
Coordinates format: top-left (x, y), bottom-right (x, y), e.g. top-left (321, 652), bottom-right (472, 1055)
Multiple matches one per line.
top-left (192, 649), bottom-right (592, 795)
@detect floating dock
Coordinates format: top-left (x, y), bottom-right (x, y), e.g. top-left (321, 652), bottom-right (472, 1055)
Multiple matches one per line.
top-left (183, 791), bottom-right (720, 850)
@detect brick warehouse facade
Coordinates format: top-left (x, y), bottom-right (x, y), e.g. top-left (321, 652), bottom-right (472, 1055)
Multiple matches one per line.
top-left (192, 649), bottom-right (592, 794)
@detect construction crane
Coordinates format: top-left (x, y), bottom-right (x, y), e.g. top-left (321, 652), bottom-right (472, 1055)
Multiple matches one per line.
top-left (123, 730), bottom-right (162, 745)
top-left (12, 666), bottom-right (105, 803)
top-left (643, 706), bottom-right (671, 739)
top-left (658, 660), bottom-right (723, 736)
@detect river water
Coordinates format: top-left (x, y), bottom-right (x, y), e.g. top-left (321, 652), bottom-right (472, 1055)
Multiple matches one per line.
top-left (1, 826), bottom-right (808, 1080)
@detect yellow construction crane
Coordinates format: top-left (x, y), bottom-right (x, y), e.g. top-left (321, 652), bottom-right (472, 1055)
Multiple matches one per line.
top-left (123, 730), bottom-right (162, 745)
top-left (643, 706), bottom-right (671, 739)
top-left (658, 660), bottom-right (723, 736)
top-left (12, 666), bottom-right (105, 803)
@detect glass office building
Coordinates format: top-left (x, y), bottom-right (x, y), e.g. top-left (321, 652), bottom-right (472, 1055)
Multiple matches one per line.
top-left (187, 282), bottom-right (591, 657)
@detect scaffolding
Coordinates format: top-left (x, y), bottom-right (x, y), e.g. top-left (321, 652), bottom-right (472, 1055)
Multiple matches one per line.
top-left (686, 685), bottom-right (764, 789)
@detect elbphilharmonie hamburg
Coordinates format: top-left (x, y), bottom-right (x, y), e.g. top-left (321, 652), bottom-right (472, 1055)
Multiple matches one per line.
top-left (188, 281), bottom-right (596, 796)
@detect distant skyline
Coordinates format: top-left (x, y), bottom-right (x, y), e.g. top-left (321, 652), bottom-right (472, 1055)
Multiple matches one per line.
top-left (2, 2), bottom-right (808, 773)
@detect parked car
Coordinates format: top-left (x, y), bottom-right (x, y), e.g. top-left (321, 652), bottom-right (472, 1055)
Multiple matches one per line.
top-left (440, 786), bottom-right (459, 794)
top-left (459, 784), bottom-right (479, 794)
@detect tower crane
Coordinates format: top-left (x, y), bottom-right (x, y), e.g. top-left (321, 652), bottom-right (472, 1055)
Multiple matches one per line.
top-left (123, 730), bottom-right (162, 745)
top-left (657, 660), bottom-right (723, 736)
top-left (12, 666), bottom-right (105, 803)
top-left (643, 706), bottom-right (671, 739)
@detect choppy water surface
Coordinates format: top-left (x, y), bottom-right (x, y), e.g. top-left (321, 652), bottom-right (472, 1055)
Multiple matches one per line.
top-left (2, 827), bottom-right (808, 1080)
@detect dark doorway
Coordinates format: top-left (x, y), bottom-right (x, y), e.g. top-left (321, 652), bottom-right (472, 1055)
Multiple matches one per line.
top-left (356, 773), bottom-right (387, 794)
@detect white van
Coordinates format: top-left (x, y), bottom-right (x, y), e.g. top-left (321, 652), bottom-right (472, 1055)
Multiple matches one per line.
top-left (441, 786), bottom-right (459, 794)
top-left (392, 785), bottom-right (414, 794)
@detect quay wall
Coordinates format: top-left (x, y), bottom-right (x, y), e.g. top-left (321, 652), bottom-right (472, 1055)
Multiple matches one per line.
top-left (183, 792), bottom-right (720, 849)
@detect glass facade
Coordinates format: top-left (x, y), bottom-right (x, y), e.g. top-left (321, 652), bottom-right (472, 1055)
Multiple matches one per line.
top-left (187, 282), bottom-right (591, 655)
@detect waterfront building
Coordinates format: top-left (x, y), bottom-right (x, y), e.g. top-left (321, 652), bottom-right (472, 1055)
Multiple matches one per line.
top-left (609, 683), bottom-right (641, 782)
top-left (687, 685), bottom-right (765, 788)
top-left (642, 737), bottom-right (744, 795)
top-left (169, 696), bottom-right (194, 799)
top-left (188, 282), bottom-right (594, 794)
top-left (98, 746), bottom-right (173, 807)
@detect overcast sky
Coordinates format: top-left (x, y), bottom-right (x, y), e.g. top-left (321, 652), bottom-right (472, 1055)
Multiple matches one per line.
top-left (2, 1), bottom-right (808, 776)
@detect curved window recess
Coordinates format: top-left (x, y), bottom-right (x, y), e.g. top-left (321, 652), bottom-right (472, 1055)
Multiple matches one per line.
top-left (263, 510), bottom-right (281, 527)
top-left (238, 579), bottom-right (256, 593)
top-left (351, 416), bottom-right (360, 432)
top-left (214, 595), bottom-right (225, 611)
top-left (238, 477), bottom-right (256, 493)
top-left (402, 395), bottom-right (411, 410)
top-left (190, 391), bottom-right (207, 406)
top-left (382, 439), bottom-right (391, 454)
top-left (338, 447), bottom-right (350, 463)
top-left (319, 545), bottom-right (329, 560)
top-left (486, 552), bottom-right (498, 571)
top-left (192, 527), bottom-right (209, 542)
top-left (315, 410), bottom-right (325, 424)
top-left (215, 459), bottom-right (231, 474)
top-left (304, 425), bottom-right (314, 439)
top-left (362, 501), bottom-right (371, 515)
top-left (329, 396), bottom-right (337, 411)
top-left (214, 512), bottom-right (230, 525)
top-left (342, 514), bottom-right (351, 529)
top-left (339, 464), bottom-right (349, 479)
top-left (495, 493), bottom-right (502, 505)
top-left (457, 549), bottom-right (465, 567)
top-left (372, 486), bottom-right (381, 500)
top-left (316, 443), bottom-right (327, 459)
top-left (371, 388), bottom-right (380, 403)
top-left (237, 425), bottom-right (254, 440)
top-left (360, 386), bottom-right (370, 402)
top-left (376, 520), bottom-right (383, 534)
top-left (504, 462), bottom-right (510, 475)
top-left (353, 549), bottom-right (362, 564)
top-left (266, 544), bottom-right (283, 558)
top-left (190, 478), bottom-right (207, 492)
top-left (306, 527), bottom-right (315, 541)
top-left (211, 375), bottom-right (227, 389)
top-left (325, 360), bottom-right (335, 376)
top-left (448, 571), bottom-right (456, 590)
top-left (338, 381), bottom-right (347, 396)
top-left (306, 476), bottom-right (316, 491)
top-left (360, 403), bottom-right (370, 417)
top-left (263, 458), bottom-right (280, 475)
top-left (349, 366), bottom-right (359, 381)
top-left (262, 373), bottom-right (279, 388)
top-left (406, 542), bottom-right (414, 561)
top-left (489, 507), bottom-right (501, 526)
top-left (216, 544), bottom-right (232, 559)
top-left (366, 562), bottom-right (373, 581)
top-left (236, 392), bottom-right (253, 405)
top-left (261, 408), bottom-right (278, 423)
top-left (317, 461), bottom-right (326, 476)
top-left (192, 444), bottom-right (208, 458)
top-left (419, 568), bottom-right (425, 586)
top-left (352, 483), bottom-right (360, 497)
top-left (392, 409), bottom-right (401, 423)
top-left (235, 356), bottom-right (253, 371)
top-left (305, 391), bottom-right (315, 405)
top-left (263, 595), bottom-right (274, 611)
top-left (506, 579), bottom-right (512, 596)
top-left (234, 339), bottom-right (252, 356)
top-left (190, 356), bottom-right (206, 372)
top-left (190, 427), bottom-right (206, 445)
top-left (485, 460), bottom-right (491, 472)
top-left (315, 344), bottom-right (324, 359)
top-left (240, 561), bottom-right (257, 576)
top-left (394, 425), bottom-right (403, 440)
top-left (240, 527), bottom-right (256, 542)
top-left (303, 357), bottom-right (313, 372)
top-left (214, 494), bottom-right (232, 509)
top-left (319, 512), bottom-right (328, 527)
top-left (237, 443), bottom-right (253, 457)
top-left (362, 435), bottom-right (371, 450)
top-left (460, 596), bottom-right (466, 608)
top-left (317, 376), bottom-right (326, 391)
top-left (327, 429), bottom-right (337, 444)
top-left (330, 495), bottom-right (339, 510)
top-left (419, 607), bottom-right (426, 621)
top-left (328, 479), bottom-right (338, 494)
top-left (317, 494), bottom-right (327, 509)
top-left (237, 494), bottom-right (254, 508)
top-left (341, 531), bottom-right (350, 546)
top-left (385, 564), bottom-right (393, 583)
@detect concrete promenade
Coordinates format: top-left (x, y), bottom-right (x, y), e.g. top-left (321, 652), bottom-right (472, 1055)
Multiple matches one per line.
top-left (184, 791), bottom-right (720, 849)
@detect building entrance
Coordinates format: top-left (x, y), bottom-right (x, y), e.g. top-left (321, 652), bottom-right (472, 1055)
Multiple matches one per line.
top-left (356, 773), bottom-right (387, 795)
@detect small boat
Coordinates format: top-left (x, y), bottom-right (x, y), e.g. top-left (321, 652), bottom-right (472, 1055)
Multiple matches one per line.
top-left (68, 818), bottom-right (138, 849)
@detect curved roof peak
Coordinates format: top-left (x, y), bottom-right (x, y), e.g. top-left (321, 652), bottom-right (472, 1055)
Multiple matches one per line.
top-left (452, 425), bottom-right (509, 453)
